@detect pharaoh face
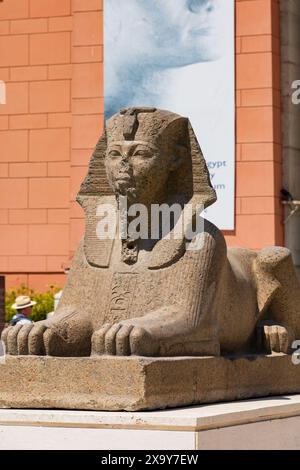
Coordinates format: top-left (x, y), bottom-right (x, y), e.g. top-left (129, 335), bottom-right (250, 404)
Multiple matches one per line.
top-left (107, 0), bottom-right (225, 67)
top-left (105, 140), bottom-right (174, 204)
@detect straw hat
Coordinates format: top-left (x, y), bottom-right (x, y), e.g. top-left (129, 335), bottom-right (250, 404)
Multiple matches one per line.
top-left (12, 295), bottom-right (36, 310)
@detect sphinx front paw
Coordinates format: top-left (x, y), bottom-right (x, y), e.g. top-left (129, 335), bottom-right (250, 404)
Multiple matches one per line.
top-left (1, 321), bottom-right (48, 355)
top-left (1, 311), bottom-right (93, 357)
top-left (1, 321), bottom-right (74, 356)
top-left (91, 322), bottom-right (158, 356)
top-left (258, 321), bottom-right (295, 354)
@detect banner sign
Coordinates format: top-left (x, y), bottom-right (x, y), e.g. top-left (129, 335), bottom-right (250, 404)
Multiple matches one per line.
top-left (104, 0), bottom-right (235, 229)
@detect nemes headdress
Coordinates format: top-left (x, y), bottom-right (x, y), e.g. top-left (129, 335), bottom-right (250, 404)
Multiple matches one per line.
top-left (77, 108), bottom-right (217, 268)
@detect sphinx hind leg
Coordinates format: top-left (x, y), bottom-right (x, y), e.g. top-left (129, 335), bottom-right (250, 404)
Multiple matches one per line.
top-left (257, 320), bottom-right (295, 354)
top-left (255, 247), bottom-right (300, 341)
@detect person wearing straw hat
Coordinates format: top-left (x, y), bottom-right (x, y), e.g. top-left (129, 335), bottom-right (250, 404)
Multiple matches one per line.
top-left (10, 295), bottom-right (36, 326)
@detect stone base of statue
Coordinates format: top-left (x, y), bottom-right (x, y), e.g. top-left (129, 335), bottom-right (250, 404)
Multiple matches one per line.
top-left (2, 394), bottom-right (300, 449)
top-left (0, 354), bottom-right (300, 411)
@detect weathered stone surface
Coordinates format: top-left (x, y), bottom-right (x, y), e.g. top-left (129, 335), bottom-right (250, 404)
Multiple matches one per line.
top-left (0, 354), bottom-right (300, 411)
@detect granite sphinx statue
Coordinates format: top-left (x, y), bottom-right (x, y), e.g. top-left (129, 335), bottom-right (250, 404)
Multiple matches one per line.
top-left (3, 108), bottom-right (300, 358)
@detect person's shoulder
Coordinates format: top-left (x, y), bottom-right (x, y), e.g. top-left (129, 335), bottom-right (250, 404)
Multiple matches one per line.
top-left (10, 314), bottom-right (32, 326)
top-left (17, 318), bottom-right (32, 325)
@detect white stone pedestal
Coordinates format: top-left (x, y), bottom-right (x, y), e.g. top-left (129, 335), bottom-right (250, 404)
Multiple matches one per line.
top-left (1, 395), bottom-right (300, 450)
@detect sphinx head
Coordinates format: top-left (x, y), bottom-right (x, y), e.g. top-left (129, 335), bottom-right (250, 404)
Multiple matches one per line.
top-left (104, 108), bottom-right (190, 206)
top-left (77, 108), bottom-right (217, 268)
top-left (78, 108), bottom-right (216, 212)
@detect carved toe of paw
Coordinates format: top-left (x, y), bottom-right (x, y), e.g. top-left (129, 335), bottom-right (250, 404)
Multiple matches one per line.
top-left (258, 322), bottom-right (295, 354)
top-left (1, 322), bottom-right (47, 356)
top-left (91, 322), bottom-right (157, 357)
